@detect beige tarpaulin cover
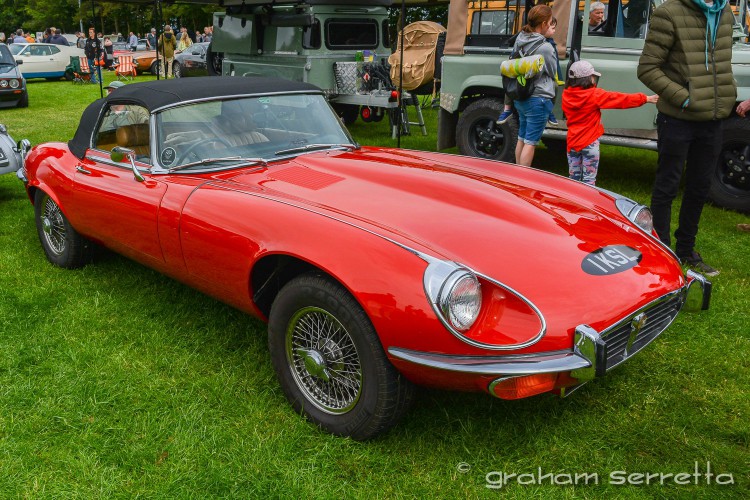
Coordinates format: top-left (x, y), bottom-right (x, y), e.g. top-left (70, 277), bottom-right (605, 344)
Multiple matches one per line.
top-left (388, 21), bottom-right (447, 90)
top-left (551, 0), bottom-right (572, 59)
top-left (445, 0), bottom-right (468, 55)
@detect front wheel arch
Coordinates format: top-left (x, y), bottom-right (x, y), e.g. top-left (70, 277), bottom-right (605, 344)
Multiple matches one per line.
top-left (267, 272), bottom-right (415, 439)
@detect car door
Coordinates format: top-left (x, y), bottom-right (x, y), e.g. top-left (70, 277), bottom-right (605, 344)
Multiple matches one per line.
top-left (64, 105), bottom-right (167, 263)
top-left (19, 44), bottom-right (53, 76)
top-left (47, 45), bottom-right (66, 73)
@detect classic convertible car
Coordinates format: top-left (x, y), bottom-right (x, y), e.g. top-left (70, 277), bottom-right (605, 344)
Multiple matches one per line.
top-left (16, 77), bottom-right (711, 440)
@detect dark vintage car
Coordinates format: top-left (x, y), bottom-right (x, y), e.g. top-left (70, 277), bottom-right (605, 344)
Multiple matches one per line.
top-left (0, 44), bottom-right (28, 108)
top-left (16, 77), bottom-right (711, 440)
top-left (173, 42), bottom-right (209, 78)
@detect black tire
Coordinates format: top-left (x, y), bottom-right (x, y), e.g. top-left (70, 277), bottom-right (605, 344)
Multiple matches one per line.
top-left (173, 61), bottom-right (182, 78)
top-left (268, 273), bottom-right (415, 440)
top-left (542, 137), bottom-right (567, 154)
top-left (207, 44), bottom-right (223, 76)
top-left (34, 191), bottom-right (92, 268)
top-left (17, 91), bottom-right (29, 108)
top-left (333, 104), bottom-right (359, 126)
top-left (709, 117), bottom-right (750, 213)
top-left (149, 60), bottom-right (160, 76)
top-left (456, 98), bottom-right (518, 162)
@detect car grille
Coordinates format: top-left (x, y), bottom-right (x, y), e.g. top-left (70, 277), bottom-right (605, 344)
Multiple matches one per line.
top-left (601, 289), bottom-right (685, 371)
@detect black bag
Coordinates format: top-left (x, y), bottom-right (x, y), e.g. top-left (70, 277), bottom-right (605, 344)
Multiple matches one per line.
top-left (502, 40), bottom-right (544, 101)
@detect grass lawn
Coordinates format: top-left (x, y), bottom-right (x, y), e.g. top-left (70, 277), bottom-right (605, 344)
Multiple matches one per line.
top-left (0, 76), bottom-right (747, 497)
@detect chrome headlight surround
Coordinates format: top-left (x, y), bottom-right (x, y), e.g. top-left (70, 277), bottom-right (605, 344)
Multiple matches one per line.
top-left (615, 198), bottom-right (654, 233)
top-left (424, 260), bottom-right (482, 333)
top-left (9, 79), bottom-right (20, 89)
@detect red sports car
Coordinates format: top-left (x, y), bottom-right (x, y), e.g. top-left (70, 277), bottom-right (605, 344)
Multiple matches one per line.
top-left (16, 77), bottom-right (710, 440)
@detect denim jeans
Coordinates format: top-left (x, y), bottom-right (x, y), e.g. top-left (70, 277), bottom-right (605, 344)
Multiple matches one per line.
top-left (651, 113), bottom-right (722, 257)
top-left (88, 59), bottom-right (100, 83)
top-left (515, 97), bottom-right (553, 145)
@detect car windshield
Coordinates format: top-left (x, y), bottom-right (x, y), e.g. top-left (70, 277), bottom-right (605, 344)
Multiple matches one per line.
top-left (9, 44), bottom-right (25, 56)
top-left (155, 93), bottom-right (356, 170)
top-left (0, 46), bottom-right (15, 65)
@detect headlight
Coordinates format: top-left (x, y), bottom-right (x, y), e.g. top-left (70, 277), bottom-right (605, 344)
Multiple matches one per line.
top-left (615, 198), bottom-right (653, 233)
top-left (423, 258), bottom-right (545, 349)
top-left (0, 80), bottom-right (7, 88)
top-left (9, 79), bottom-right (20, 89)
top-left (439, 271), bottom-right (482, 332)
top-left (424, 261), bottom-right (482, 333)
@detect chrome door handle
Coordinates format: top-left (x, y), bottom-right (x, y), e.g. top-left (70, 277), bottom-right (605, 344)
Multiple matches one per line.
top-left (76, 166), bottom-right (91, 175)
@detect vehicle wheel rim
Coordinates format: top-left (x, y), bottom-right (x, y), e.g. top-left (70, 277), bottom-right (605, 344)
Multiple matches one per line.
top-left (174, 63), bottom-right (180, 78)
top-left (285, 306), bottom-right (363, 415)
top-left (41, 196), bottom-right (66, 256)
top-left (470, 117), bottom-right (505, 158)
top-left (719, 143), bottom-right (750, 193)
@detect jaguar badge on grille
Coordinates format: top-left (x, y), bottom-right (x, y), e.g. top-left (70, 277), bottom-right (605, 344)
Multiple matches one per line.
top-left (627, 313), bottom-right (648, 354)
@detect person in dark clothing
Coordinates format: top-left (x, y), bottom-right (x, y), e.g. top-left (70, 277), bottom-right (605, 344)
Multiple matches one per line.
top-left (84, 27), bottom-right (103, 84)
top-left (49, 29), bottom-right (69, 46)
top-left (637, 0), bottom-right (736, 277)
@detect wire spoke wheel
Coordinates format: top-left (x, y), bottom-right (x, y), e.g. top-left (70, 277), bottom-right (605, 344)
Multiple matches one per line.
top-left (40, 195), bottom-right (67, 256)
top-left (286, 306), bottom-right (363, 414)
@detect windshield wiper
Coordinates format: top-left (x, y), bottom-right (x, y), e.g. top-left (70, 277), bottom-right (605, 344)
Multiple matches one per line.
top-left (274, 143), bottom-right (357, 156)
top-left (168, 156), bottom-right (267, 173)
top-left (0, 62), bottom-right (16, 66)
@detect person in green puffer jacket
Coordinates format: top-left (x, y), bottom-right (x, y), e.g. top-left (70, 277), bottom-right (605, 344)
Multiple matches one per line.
top-left (637, 0), bottom-right (737, 278)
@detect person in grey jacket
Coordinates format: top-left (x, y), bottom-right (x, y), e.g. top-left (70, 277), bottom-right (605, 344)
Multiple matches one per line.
top-left (512, 4), bottom-right (557, 167)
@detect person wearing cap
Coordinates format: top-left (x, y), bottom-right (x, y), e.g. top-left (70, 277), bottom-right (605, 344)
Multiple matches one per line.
top-left (101, 82), bottom-right (149, 130)
top-left (637, 0), bottom-right (735, 277)
top-left (562, 60), bottom-right (657, 186)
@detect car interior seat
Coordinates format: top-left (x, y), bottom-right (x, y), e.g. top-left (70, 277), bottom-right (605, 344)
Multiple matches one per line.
top-left (216, 109), bottom-right (270, 148)
top-left (116, 123), bottom-right (151, 159)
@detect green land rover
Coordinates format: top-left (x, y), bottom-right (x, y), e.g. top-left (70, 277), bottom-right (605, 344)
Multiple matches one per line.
top-left (438, 0), bottom-right (750, 212)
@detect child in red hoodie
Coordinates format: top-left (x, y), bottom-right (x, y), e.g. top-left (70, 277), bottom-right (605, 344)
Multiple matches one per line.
top-left (562, 60), bottom-right (658, 185)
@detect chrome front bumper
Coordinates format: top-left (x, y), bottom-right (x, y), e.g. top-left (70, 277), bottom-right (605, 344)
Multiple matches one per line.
top-left (389, 272), bottom-right (711, 395)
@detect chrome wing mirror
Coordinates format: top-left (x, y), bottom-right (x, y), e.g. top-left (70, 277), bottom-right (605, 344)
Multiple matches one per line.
top-left (111, 146), bottom-right (145, 182)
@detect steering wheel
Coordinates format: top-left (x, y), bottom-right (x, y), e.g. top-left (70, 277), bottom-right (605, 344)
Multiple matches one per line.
top-left (177, 137), bottom-right (233, 164)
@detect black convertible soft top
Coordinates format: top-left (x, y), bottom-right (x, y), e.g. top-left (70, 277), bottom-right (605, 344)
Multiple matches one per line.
top-left (68, 76), bottom-right (322, 159)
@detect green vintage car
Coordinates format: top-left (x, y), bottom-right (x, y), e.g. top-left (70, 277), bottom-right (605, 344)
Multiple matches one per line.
top-left (438, 0), bottom-right (750, 212)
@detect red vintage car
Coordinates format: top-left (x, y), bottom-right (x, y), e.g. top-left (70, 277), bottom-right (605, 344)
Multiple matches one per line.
top-left (16, 77), bottom-right (710, 440)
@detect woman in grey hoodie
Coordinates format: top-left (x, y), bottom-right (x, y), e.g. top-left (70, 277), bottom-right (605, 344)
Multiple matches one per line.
top-left (512, 5), bottom-right (558, 167)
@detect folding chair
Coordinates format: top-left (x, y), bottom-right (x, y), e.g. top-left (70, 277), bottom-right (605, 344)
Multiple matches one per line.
top-left (73, 56), bottom-right (92, 84)
top-left (114, 55), bottom-right (137, 81)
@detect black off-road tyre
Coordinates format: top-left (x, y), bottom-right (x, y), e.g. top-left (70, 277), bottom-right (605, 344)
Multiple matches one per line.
top-left (268, 273), bottom-right (415, 440)
top-left (34, 191), bottom-right (92, 268)
top-left (456, 97), bottom-right (518, 162)
top-left (709, 117), bottom-right (750, 213)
